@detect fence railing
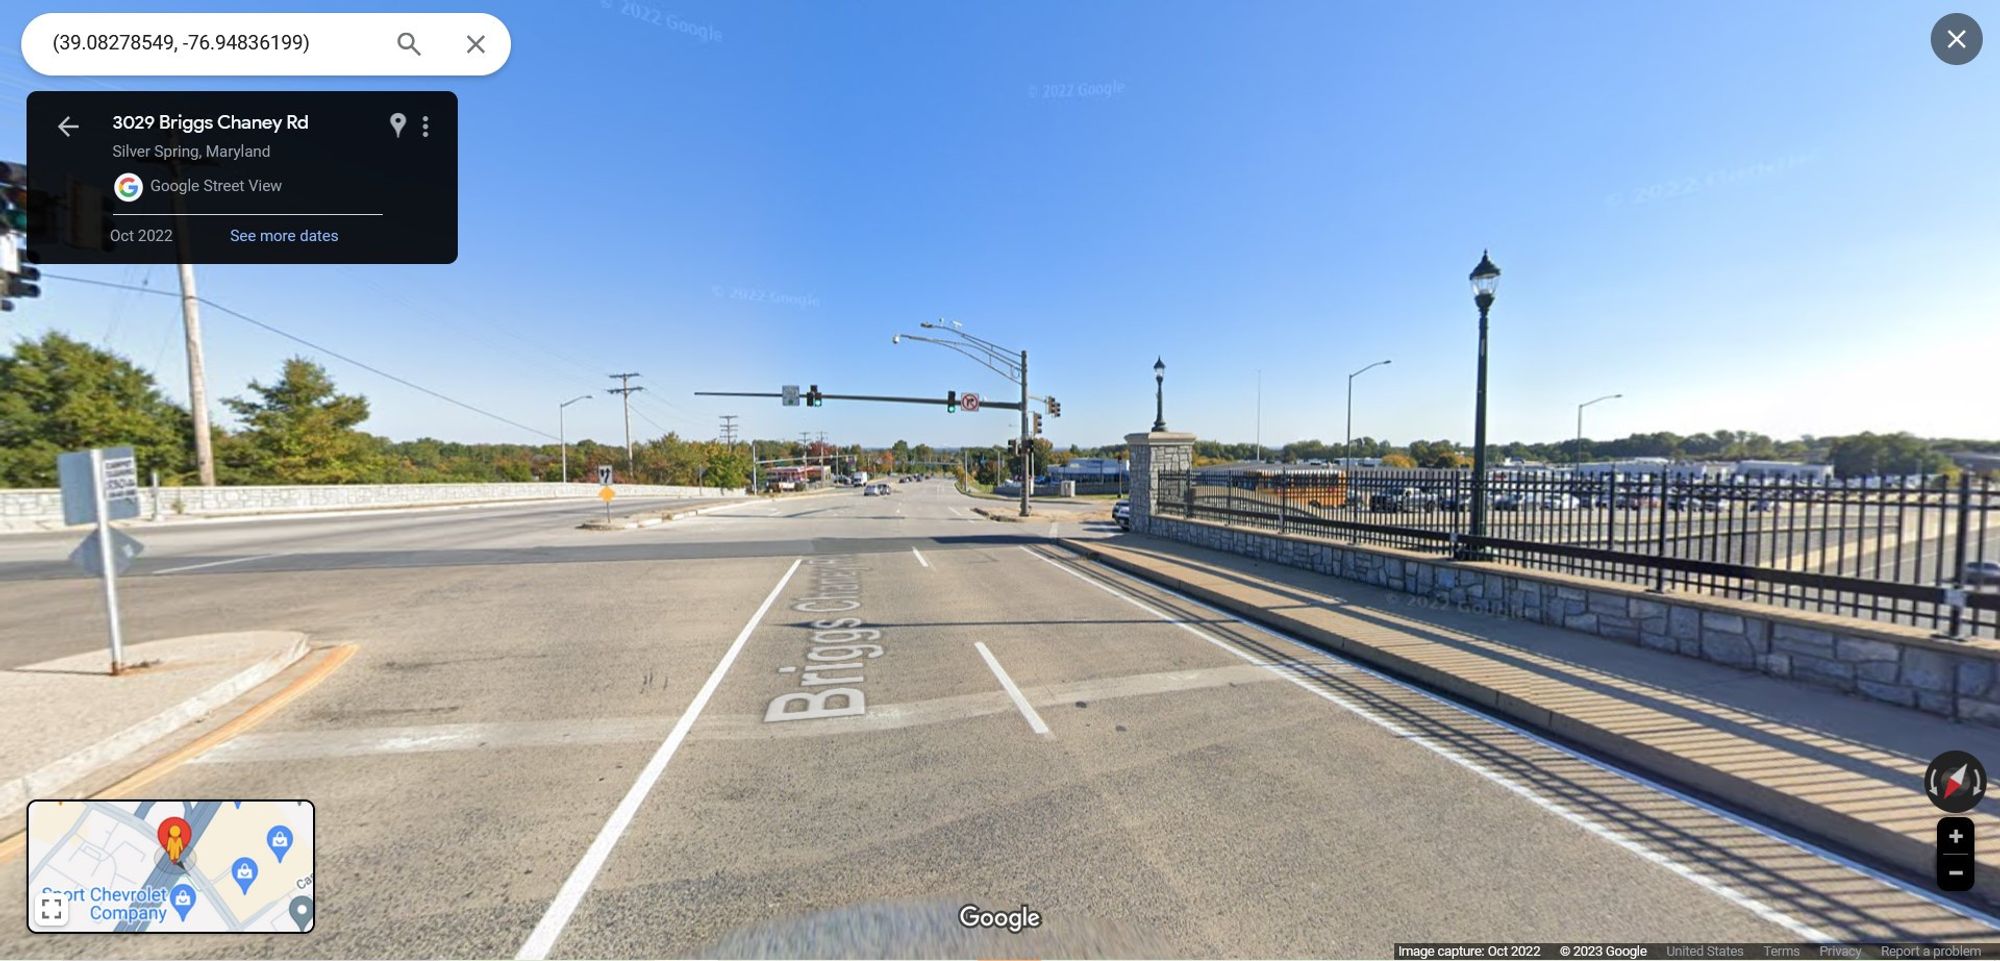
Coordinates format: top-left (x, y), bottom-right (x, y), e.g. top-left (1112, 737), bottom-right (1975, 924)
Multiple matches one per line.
top-left (1153, 468), bottom-right (2000, 639)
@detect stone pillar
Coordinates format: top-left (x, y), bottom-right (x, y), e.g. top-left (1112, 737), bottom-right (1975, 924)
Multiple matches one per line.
top-left (1124, 431), bottom-right (1195, 534)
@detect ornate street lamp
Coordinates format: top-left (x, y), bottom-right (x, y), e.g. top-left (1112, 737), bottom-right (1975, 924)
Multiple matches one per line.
top-left (1465, 251), bottom-right (1500, 559)
top-left (1152, 357), bottom-right (1167, 432)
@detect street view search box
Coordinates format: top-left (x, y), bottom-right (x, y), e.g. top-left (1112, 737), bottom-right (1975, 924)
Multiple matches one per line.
top-left (21, 12), bottom-right (509, 76)
top-left (26, 90), bottom-right (457, 263)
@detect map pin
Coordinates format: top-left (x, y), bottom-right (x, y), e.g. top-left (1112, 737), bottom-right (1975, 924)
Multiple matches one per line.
top-left (389, 112), bottom-right (406, 138)
top-left (156, 817), bottom-right (193, 866)
top-left (169, 883), bottom-right (195, 922)
top-left (266, 825), bottom-right (292, 863)
top-left (231, 857), bottom-right (258, 894)
top-left (289, 895), bottom-right (314, 932)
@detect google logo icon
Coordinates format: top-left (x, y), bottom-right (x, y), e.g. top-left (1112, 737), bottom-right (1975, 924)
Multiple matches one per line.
top-left (114, 173), bottom-right (143, 203)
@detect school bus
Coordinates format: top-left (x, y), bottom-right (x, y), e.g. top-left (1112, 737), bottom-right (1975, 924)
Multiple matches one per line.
top-left (1186, 464), bottom-right (1349, 514)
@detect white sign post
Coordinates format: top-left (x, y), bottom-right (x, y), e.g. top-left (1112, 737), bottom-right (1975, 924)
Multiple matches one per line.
top-left (58, 446), bottom-right (143, 675)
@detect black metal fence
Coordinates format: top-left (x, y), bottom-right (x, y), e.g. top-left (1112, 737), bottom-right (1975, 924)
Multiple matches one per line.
top-left (1153, 468), bottom-right (2000, 639)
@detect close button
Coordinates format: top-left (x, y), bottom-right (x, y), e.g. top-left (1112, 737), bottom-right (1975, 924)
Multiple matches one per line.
top-left (1933, 13), bottom-right (1982, 65)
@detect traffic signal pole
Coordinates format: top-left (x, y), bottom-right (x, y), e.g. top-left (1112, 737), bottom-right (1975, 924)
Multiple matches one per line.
top-left (1019, 349), bottom-right (1031, 518)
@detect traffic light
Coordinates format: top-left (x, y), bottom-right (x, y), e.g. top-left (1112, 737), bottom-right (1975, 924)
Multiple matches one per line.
top-left (1032, 413), bottom-right (1043, 436)
top-left (806, 384), bottom-right (822, 407)
top-left (5, 264), bottom-right (40, 300)
top-left (946, 390), bottom-right (957, 413)
top-left (1047, 397), bottom-right (1060, 417)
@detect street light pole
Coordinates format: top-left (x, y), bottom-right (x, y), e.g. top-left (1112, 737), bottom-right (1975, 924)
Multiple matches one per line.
top-left (558, 394), bottom-right (592, 483)
top-left (1345, 359), bottom-right (1391, 468)
top-left (1152, 357), bottom-right (1166, 432)
top-left (1466, 251), bottom-right (1501, 560)
top-left (894, 320), bottom-right (1035, 517)
top-left (1575, 393), bottom-right (1623, 468)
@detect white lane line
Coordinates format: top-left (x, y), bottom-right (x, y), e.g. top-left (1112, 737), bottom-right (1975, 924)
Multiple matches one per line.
top-left (1048, 522), bottom-right (1058, 537)
top-left (974, 641), bottom-right (1051, 737)
top-left (1020, 546), bottom-right (1839, 941)
top-left (515, 556), bottom-right (803, 960)
top-left (1021, 546), bottom-right (1263, 667)
top-left (154, 552), bottom-right (290, 575)
top-left (911, 546), bottom-right (930, 568)
top-left (947, 506), bottom-right (965, 517)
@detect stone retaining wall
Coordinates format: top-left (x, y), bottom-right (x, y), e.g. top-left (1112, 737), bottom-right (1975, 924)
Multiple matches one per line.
top-left (1143, 514), bottom-right (2000, 726)
top-left (0, 482), bottom-right (744, 529)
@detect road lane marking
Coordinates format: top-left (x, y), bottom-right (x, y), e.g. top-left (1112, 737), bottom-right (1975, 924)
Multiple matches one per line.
top-left (974, 641), bottom-right (1050, 737)
top-left (911, 546), bottom-right (930, 568)
top-left (1048, 522), bottom-right (1058, 537)
top-left (1030, 547), bottom-right (1872, 941)
top-left (948, 506), bottom-right (965, 517)
top-left (1020, 546), bottom-right (1264, 666)
top-left (516, 557), bottom-right (802, 960)
top-left (154, 552), bottom-right (291, 575)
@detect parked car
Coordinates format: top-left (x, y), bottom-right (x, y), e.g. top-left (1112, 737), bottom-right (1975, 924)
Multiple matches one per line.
top-left (1541, 494), bottom-right (1581, 510)
top-left (1491, 492), bottom-right (1524, 511)
top-left (862, 483), bottom-right (883, 496)
top-left (1964, 561), bottom-right (2000, 588)
top-left (1113, 499), bottom-right (1131, 530)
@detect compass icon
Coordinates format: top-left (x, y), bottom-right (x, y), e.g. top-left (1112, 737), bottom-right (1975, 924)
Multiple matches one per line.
top-left (1927, 751), bottom-right (1987, 813)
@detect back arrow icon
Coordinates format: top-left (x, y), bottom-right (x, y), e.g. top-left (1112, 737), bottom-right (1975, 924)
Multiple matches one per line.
top-left (57, 116), bottom-right (78, 137)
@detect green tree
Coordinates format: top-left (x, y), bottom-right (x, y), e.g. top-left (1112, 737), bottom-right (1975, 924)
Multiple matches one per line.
top-left (0, 332), bottom-right (192, 487)
top-left (219, 358), bottom-right (383, 483)
top-left (1825, 432), bottom-right (1950, 479)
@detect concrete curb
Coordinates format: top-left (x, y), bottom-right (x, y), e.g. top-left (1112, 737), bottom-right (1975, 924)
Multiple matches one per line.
top-left (579, 498), bottom-right (758, 531)
top-left (0, 632), bottom-right (310, 821)
top-left (1059, 538), bottom-right (1998, 908)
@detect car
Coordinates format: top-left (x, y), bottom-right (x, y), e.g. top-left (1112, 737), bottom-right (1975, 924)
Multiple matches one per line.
top-left (1964, 561), bottom-right (2000, 588)
top-left (1542, 494), bottom-right (1580, 511)
top-left (1491, 492), bottom-right (1524, 511)
top-left (1113, 499), bottom-right (1131, 530)
top-left (875, 482), bottom-right (892, 495)
top-left (862, 483), bottom-right (882, 496)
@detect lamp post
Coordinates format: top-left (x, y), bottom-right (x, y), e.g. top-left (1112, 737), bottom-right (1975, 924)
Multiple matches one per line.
top-left (1152, 357), bottom-right (1167, 432)
top-left (1345, 359), bottom-right (1391, 468)
top-left (1465, 251), bottom-right (1501, 560)
top-left (558, 394), bottom-right (592, 483)
top-left (1575, 393), bottom-right (1622, 468)
top-left (895, 320), bottom-right (1034, 517)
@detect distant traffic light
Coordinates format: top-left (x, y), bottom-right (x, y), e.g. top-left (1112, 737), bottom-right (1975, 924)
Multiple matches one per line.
top-left (5, 264), bottom-right (40, 299)
top-left (1032, 413), bottom-right (1043, 436)
top-left (806, 384), bottom-right (822, 407)
top-left (1047, 397), bottom-right (1060, 417)
top-left (946, 390), bottom-right (957, 413)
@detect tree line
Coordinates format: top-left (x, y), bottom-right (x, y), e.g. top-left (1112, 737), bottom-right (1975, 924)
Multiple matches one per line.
top-left (0, 333), bottom-right (758, 489)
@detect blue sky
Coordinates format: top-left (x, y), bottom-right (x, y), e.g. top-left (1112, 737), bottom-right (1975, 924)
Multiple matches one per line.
top-left (3, 1), bottom-right (1996, 452)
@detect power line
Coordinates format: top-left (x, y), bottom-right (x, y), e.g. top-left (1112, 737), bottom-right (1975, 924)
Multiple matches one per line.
top-left (42, 272), bottom-right (560, 441)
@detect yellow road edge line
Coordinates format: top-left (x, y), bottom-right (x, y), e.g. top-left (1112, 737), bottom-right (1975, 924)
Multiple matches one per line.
top-left (0, 642), bottom-right (358, 864)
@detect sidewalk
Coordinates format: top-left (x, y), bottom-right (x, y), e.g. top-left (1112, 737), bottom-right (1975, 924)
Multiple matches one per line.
top-left (0, 632), bottom-right (311, 832)
top-left (1062, 534), bottom-right (2000, 906)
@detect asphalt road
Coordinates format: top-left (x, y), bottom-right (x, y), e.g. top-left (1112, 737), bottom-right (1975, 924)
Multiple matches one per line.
top-left (2, 481), bottom-right (1994, 957)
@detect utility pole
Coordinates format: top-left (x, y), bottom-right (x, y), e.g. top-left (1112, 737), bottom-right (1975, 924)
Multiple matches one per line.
top-left (175, 262), bottom-right (216, 486)
top-left (606, 373), bottom-right (643, 471)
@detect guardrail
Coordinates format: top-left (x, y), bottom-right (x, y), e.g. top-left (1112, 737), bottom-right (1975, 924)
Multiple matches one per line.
top-left (1154, 468), bottom-right (2000, 639)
